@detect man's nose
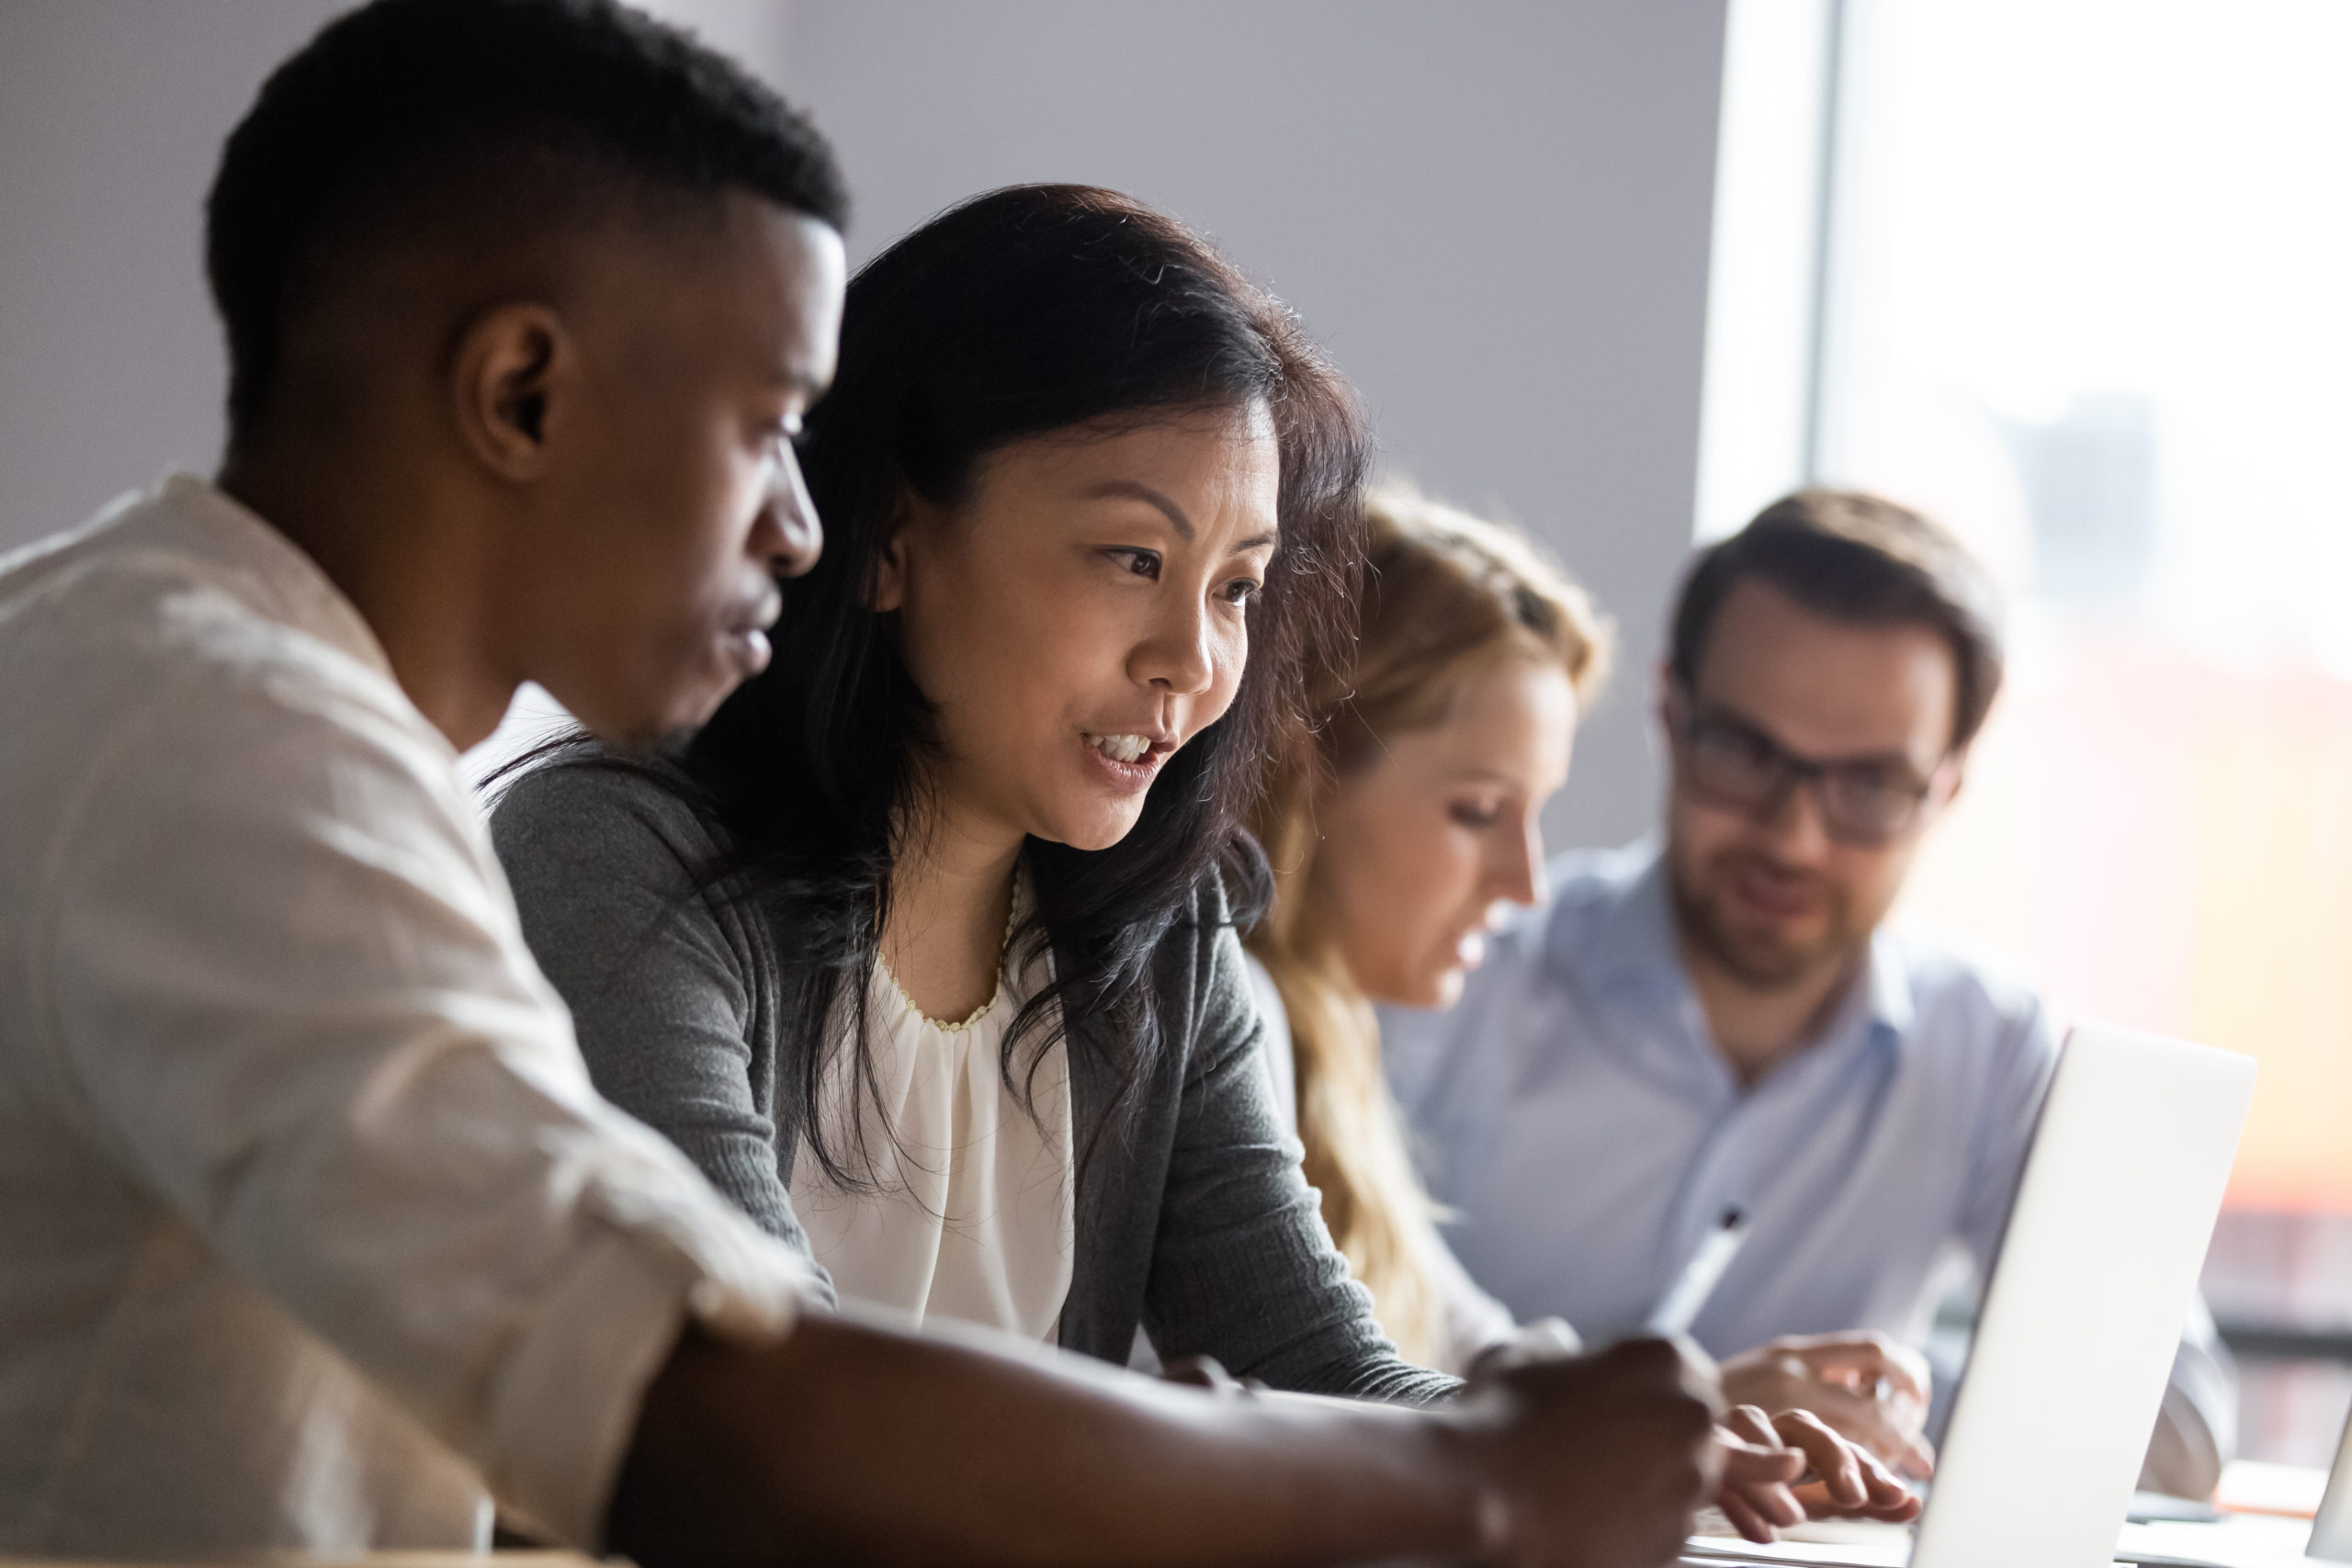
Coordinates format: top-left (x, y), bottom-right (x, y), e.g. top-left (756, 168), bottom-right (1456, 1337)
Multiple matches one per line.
top-left (1758, 774), bottom-right (1836, 862)
top-left (763, 446), bottom-right (823, 579)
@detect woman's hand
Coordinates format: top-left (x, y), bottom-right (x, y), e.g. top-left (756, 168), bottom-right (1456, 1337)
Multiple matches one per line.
top-left (1720, 1331), bottom-right (1936, 1478)
top-left (1713, 1404), bottom-right (1923, 1543)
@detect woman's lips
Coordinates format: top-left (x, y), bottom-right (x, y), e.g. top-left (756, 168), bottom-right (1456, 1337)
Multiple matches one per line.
top-left (1080, 730), bottom-right (1175, 791)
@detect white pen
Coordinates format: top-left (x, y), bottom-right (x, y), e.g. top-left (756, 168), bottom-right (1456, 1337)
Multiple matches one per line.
top-left (1644, 1205), bottom-right (1752, 1337)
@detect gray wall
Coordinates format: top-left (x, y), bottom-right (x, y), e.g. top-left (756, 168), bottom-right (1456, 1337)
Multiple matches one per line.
top-left (0, 0), bottom-right (345, 547)
top-left (0, 0), bottom-right (1726, 852)
top-left (758, 1), bottom-right (1725, 851)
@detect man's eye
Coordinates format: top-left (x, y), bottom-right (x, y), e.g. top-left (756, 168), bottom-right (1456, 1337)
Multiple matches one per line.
top-left (1699, 727), bottom-right (1777, 774)
top-left (1108, 548), bottom-right (1161, 580)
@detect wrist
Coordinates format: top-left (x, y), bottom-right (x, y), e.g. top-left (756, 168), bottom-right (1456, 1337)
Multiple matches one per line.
top-left (1419, 1393), bottom-right (1515, 1564)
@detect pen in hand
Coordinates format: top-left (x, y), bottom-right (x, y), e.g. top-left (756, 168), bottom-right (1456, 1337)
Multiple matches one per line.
top-left (1645, 1206), bottom-right (1752, 1337)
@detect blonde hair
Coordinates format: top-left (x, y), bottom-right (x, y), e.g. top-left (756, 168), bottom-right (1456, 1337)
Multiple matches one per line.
top-left (1247, 486), bottom-right (1611, 1365)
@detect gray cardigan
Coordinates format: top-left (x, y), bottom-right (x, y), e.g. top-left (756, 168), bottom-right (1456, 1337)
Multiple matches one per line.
top-left (490, 761), bottom-right (1454, 1404)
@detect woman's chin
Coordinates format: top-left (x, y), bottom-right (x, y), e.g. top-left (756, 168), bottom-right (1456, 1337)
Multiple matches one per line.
top-left (1365, 963), bottom-right (1465, 1013)
top-left (1037, 799), bottom-right (1150, 854)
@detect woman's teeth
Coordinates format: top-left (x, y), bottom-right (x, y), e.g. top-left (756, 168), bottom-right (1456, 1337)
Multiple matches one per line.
top-left (1090, 733), bottom-right (1153, 764)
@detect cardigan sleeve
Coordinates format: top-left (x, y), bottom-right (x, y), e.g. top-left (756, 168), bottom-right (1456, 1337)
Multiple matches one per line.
top-left (490, 761), bottom-right (834, 1304)
top-left (1138, 882), bottom-right (1458, 1405)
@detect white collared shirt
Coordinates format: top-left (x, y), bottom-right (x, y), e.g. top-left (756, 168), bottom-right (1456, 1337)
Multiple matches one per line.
top-left (0, 476), bottom-right (811, 1555)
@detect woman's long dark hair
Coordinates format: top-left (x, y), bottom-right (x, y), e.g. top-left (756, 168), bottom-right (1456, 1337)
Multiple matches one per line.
top-left (633, 184), bottom-right (1364, 1186)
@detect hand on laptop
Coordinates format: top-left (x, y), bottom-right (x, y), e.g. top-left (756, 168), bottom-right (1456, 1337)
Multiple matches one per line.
top-left (1713, 1404), bottom-right (1924, 1541)
top-left (1720, 1330), bottom-right (1936, 1478)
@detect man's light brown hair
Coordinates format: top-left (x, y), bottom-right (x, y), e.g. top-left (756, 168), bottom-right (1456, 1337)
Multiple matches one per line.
top-left (1670, 489), bottom-right (2006, 750)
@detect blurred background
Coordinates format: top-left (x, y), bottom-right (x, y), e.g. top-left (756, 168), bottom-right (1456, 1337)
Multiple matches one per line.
top-left (2, 0), bottom-right (2346, 1466)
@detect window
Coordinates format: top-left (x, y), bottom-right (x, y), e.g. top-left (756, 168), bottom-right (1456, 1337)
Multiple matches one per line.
top-left (1705, 0), bottom-right (2352, 1466)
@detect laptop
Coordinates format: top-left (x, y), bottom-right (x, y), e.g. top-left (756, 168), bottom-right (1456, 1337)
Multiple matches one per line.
top-left (1684, 1021), bottom-right (2256, 1568)
top-left (2309, 1405), bottom-right (2352, 1562)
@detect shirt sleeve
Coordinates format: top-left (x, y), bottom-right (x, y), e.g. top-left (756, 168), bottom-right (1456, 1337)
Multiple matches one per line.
top-left (1426, 1230), bottom-right (1534, 1376)
top-left (2141, 1293), bottom-right (2236, 1497)
top-left (35, 669), bottom-right (812, 1550)
top-left (1142, 893), bottom-right (1457, 1404)
top-left (1239, 952), bottom-right (1299, 1135)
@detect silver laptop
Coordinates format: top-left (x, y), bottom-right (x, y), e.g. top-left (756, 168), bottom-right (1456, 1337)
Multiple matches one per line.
top-left (1687, 1021), bottom-right (2256, 1568)
top-left (2309, 1406), bottom-right (2352, 1562)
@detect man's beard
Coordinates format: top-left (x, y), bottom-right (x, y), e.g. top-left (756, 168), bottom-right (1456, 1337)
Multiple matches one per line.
top-left (1668, 843), bottom-right (1865, 991)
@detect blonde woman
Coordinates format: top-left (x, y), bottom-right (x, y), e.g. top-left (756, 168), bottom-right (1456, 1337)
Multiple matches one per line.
top-left (1247, 486), bottom-right (1611, 1375)
top-left (1247, 490), bottom-right (1937, 1517)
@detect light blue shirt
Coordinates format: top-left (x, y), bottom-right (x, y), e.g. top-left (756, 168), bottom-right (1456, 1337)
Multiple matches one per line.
top-left (1379, 841), bottom-right (2233, 1478)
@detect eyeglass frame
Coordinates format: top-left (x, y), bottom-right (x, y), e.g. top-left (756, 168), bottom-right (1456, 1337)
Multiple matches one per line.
top-left (1661, 682), bottom-right (1957, 848)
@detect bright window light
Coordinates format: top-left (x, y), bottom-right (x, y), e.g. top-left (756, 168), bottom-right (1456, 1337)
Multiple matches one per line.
top-left (1704, 0), bottom-right (2352, 1464)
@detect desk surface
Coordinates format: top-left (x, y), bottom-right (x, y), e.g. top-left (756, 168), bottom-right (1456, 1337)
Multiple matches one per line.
top-left (1, 1465), bottom-right (2327, 1568)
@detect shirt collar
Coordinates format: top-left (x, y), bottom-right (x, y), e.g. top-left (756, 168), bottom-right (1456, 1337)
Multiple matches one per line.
top-left (156, 471), bottom-right (397, 682)
top-left (1550, 839), bottom-right (1917, 1054)
top-left (1860, 925), bottom-right (1917, 1043)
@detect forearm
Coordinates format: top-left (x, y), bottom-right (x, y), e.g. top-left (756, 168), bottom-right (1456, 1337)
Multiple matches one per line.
top-left (610, 1314), bottom-right (1487, 1567)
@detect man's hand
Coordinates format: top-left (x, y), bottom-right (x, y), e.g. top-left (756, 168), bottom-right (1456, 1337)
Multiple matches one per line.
top-left (1720, 1332), bottom-right (1935, 1478)
top-left (1713, 1405), bottom-right (1922, 1542)
top-left (1453, 1336), bottom-right (1722, 1568)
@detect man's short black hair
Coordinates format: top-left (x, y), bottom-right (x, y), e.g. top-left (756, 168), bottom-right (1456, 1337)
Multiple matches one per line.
top-left (1670, 489), bottom-right (2007, 750)
top-left (206, 0), bottom-right (850, 441)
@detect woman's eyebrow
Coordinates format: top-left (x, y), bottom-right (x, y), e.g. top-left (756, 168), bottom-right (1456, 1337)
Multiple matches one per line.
top-left (1084, 479), bottom-right (1193, 538)
top-left (1231, 532), bottom-right (1278, 555)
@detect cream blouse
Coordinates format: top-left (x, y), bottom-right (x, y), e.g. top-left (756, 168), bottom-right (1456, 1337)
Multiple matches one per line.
top-left (789, 911), bottom-right (1074, 1343)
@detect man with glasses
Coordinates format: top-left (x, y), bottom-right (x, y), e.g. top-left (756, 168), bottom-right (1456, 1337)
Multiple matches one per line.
top-left (1382, 490), bottom-right (2236, 1498)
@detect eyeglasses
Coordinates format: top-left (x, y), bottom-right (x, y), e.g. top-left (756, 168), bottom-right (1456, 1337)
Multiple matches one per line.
top-left (1667, 687), bottom-right (1946, 847)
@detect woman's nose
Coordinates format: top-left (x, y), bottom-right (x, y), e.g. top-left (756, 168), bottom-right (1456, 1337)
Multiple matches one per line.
top-left (1133, 594), bottom-right (1216, 695)
top-left (1489, 815), bottom-right (1545, 907)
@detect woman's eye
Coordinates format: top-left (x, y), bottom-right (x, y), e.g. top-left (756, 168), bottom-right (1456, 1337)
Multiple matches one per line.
top-left (1448, 802), bottom-right (1501, 829)
top-left (1219, 578), bottom-right (1263, 605)
top-left (1107, 548), bottom-right (1161, 580)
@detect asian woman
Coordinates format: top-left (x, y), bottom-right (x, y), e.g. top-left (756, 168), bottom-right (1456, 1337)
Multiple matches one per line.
top-left (491, 184), bottom-right (1912, 1546)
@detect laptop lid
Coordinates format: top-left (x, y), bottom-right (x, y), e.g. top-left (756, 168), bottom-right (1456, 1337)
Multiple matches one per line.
top-left (2307, 1405), bottom-right (2352, 1562)
top-left (1909, 1023), bottom-right (2255, 1568)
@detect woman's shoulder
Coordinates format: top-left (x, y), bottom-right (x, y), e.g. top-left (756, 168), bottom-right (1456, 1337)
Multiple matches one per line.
top-left (1172, 833), bottom-right (1271, 931)
top-left (1238, 949), bottom-right (1287, 1033)
top-left (489, 747), bottom-right (727, 887)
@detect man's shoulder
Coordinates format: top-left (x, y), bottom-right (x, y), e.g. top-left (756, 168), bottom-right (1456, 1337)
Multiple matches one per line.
top-left (1875, 918), bottom-right (2053, 1060)
top-left (0, 483), bottom-right (445, 847)
top-left (2, 480), bottom-right (393, 711)
top-left (1880, 918), bottom-right (2043, 1010)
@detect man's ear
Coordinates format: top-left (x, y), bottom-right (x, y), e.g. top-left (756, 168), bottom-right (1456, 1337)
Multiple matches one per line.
top-left (450, 302), bottom-right (571, 481)
top-left (1653, 658), bottom-right (1679, 735)
top-left (1937, 748), bottom-right (1969, 809)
